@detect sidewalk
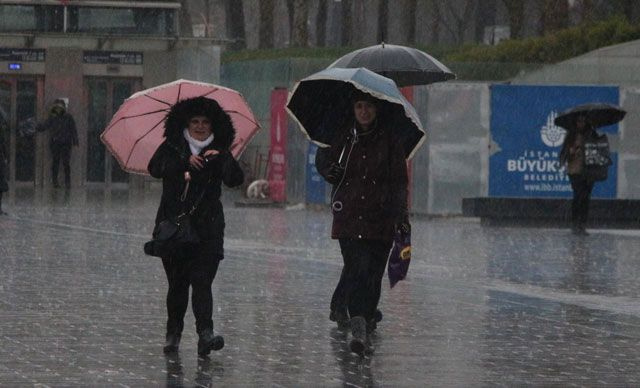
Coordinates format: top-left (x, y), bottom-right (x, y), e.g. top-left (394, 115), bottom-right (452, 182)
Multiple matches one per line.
top-left (1, 187), bottom-right (640, 386)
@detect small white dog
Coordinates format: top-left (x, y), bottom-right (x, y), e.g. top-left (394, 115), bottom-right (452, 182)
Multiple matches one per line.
top-left (246, 179), bottom-right (270, 199)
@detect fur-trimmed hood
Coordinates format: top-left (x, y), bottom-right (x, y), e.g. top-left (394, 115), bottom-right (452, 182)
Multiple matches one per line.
top-left (164, 96), bottom-right (235, 150)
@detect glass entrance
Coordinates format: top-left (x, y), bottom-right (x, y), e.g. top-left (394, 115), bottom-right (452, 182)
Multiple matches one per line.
top-left (0, 76), bottom-right (41, 184)
top-left (86, 77), bottom-right (140, 184)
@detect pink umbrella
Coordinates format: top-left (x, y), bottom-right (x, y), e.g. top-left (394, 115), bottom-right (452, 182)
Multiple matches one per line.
top-left (101, 79), bottom-right (261, 175)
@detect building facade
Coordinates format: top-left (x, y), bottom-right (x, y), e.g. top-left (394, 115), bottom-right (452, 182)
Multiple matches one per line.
top-left (0, 0), bottom-right (223, 189)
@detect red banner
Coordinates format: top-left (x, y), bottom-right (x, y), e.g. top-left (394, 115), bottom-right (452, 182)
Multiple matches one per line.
top-left (267, 88), bottom-right (288, 202)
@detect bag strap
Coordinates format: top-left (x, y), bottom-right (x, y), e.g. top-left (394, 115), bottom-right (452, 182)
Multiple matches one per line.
top-left (177, 178), bottom-right (211, 218)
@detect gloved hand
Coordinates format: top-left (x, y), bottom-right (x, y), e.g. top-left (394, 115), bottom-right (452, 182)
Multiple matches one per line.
top-left (396, 214), bottom-right (411, 234)
top-left (326, 162), bottom-right (345, 185)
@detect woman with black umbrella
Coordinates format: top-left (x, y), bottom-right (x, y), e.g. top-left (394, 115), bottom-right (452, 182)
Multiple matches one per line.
top-left (148, 96), bottom-right (244, 356)
top-left (315, 89), bottom-right (409, 355)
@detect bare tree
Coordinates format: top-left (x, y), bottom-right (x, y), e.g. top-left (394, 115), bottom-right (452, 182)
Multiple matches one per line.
top-left (476, 0), bottom-right (497, 42)
top-left (538, 0), bottom-right (569, 35)
top-left (435, 0), bottom-right (477, 45)
top-left (341, 0), bottom-right (353, 46)
top-left (501, 0), bottom-right (525, 39)
top-left (386, 0), bottom-right (417, 45)
top-left (259, 0), bottom-right (275, 48)
top-left (291, 0), bottom-right (309, 46)
top-left (315, 0), bottom-right (327, 46)
top-left (225, 0), bottom-right (246, 49)
top-left (378, 0), bottom-right (388, 43)
top-left (179, 0), bottom-right (193, 36)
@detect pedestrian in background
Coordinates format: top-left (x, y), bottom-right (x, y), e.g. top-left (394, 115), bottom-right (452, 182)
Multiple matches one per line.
top-left (38, 99), bottom-right (78, 189)
top-left (0, 110), bottom-right (8, 215)
top-left (316, 90), bottom-right (409, 356)
top-left (148, 96), bottom-right (244, 357)
top-left (559, 115), bottom-right (599, 235)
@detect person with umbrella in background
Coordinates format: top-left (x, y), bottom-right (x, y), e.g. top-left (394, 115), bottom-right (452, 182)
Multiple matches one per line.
top-left (288, 67), bottom-right (424, 356)
top-left (147, 96), bottom-right (244, 356)
top-left (557, 103), bottom-right (624, 235)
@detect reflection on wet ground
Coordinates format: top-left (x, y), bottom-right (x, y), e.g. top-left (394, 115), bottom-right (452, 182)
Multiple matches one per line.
top-left (1, 186), bottom-right (640, 386)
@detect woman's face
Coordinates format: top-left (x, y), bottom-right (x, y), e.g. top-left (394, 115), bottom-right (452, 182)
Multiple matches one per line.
top-left (353, 100), bottom-right (377, 128)
top-left (187, 115), bottom-right (212, 141)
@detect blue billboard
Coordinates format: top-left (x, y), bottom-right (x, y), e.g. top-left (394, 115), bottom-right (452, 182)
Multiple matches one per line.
top-left (490, 85), bottom-right (618, 198)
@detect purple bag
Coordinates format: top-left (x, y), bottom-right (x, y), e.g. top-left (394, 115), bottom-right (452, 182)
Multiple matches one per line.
top-left (387, 223), bottom-right (411, 288)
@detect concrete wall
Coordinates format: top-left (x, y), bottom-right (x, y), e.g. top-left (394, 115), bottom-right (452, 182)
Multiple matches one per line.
top-left (413, 82), bottom-right (490, 215)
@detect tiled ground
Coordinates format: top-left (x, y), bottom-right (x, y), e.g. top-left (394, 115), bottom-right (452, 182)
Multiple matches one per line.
top-left (1, 187), bottom-right (640, 387)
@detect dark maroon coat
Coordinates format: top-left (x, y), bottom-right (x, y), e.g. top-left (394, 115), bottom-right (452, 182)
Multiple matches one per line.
top-left (315, 126), bottom-right (408, 241)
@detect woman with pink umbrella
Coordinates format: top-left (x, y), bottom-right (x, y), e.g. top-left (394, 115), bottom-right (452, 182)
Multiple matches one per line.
top-left (147, 96), bottom-right (244, 356)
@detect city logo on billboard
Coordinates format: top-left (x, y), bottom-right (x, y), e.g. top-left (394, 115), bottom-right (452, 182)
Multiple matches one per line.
top-left (540, 111), bottom-right (566, 147)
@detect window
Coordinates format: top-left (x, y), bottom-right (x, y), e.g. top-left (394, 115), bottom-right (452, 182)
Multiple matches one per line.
top-left (0, 5), bottom-right (63, 32)
top-left (68, 7), bottom-right (175, 36)
top-left (0, 3), bottom-right (176, 36)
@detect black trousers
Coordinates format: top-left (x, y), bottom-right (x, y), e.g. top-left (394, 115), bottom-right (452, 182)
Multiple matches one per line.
top-left (162, 244), bottom-right (220, 336)
top-left (569, 174), bottom-right (594, 228)
top-left (51, 144), bottom-right (72, 186)
top-left (336, 238), bottom-right (392, 321)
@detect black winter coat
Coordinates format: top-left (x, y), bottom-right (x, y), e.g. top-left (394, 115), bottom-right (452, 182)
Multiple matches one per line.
top-left (148, 96), bottom-right (244, 261)
top-left (316, 126), bottom-right (408, 241)
top-left (40, 112), bottom-right (78, 147)
top-left (148, 138), bottom-right (243, 260)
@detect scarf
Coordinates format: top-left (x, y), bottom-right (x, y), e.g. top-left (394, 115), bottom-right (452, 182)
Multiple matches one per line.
top-left (183, 129), bottom-right (214, 156)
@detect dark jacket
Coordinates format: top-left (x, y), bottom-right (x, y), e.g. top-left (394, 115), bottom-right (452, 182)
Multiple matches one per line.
top-left (0, 117), bottom-right (7, 193)
top-left (40, 109), bottom-right (78, 147)
top-left (316, 125), bottom-right (408, 241)
top-left (148, 97), bottom-right (244, 260)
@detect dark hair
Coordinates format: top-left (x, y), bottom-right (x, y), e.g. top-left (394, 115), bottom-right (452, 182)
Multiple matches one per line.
top-left (350, 89), bottom-right (378, 105)
top-left (164, 96), bottom-right (235, 150)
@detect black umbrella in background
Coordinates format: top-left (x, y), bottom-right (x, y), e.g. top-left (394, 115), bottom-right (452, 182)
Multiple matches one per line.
top-left (554, 103), bottom-right (626, 130)
top-left (327, 43), bottom-right (456, 87)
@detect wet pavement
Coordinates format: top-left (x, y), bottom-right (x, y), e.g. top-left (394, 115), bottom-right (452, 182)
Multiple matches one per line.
top-left (1, 186), bottom-right (640, 387)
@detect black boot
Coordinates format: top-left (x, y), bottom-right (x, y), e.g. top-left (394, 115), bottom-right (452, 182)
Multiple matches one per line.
top-left (197, 329), bottom-right (224, 357)
top-left (367, 309), bottom-right (384, 334)
top-left (163, 333), bottom-right (181, 354)
top-left (329, 309), bottom-right (350, 330)
top-left (349, 316), bottom-right (371, 356)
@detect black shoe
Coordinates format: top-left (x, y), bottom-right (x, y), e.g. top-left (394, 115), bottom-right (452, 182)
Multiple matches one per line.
top-left (329, 310), bottom-right (350, 329)
top-left (53, 182), bottom-right (60, 188)
top-left (349, 316), bottom-right (369, 356)
top-left (0, 210), bottom-right (7, 216)
top-left (163, 333), bottom-right (181, 354)
top-left (198, 329), bottom-right (224, 356)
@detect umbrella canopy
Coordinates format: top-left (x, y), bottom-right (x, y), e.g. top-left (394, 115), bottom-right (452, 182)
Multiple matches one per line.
top-left (286, 67), bottom-right (425, 159)
top-left (327, 43), bottom-right (455, 87)
top-left (554, 102), bottom-right (626, 130)
top-left (100, 79), bottom-right (260, 175)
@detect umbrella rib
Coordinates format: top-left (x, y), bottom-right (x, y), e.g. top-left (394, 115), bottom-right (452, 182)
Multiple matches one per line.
top-left (142, 94), bottom-right (173, 107)
top-left (225, 110), bottom-right (260, 126)
top-left (109, 109), bottom-right (170, 125)
top-left (124, 115), bottom-right (167, 167)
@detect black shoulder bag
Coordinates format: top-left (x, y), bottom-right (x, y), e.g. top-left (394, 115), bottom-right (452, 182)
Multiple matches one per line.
top-left (144, 180), bottom-right (207, 258)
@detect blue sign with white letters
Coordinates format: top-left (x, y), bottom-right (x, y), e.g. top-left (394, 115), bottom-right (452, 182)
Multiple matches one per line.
top-left (490, 85), bottom-right (618, 198)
